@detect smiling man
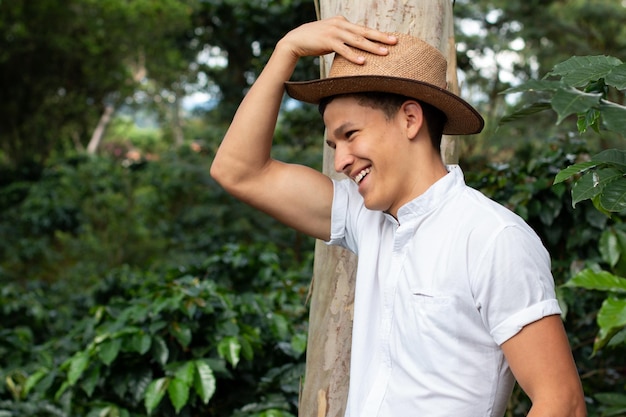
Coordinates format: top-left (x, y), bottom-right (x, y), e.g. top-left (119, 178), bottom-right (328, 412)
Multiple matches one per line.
top-left (210, 16), bottom-right (586, 417)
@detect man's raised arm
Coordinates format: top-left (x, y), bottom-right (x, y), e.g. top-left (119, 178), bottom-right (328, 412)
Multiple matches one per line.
top-left (210, 17), bottom-right (396, 241)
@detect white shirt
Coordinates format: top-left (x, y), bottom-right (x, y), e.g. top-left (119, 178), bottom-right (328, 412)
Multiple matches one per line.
top-left (327, 165), bottom-right (561, 417)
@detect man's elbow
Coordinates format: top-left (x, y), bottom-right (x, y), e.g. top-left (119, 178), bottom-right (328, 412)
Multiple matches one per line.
top-left (210, 155), bottom-right (239, 192)
top-left (209, 157), bottom-right (227, 186)
top-left (210, 156), bottom-right (256, 201)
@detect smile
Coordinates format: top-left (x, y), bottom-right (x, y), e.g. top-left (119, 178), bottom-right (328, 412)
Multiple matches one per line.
top-left (354, 167), bottom-right (371, 185)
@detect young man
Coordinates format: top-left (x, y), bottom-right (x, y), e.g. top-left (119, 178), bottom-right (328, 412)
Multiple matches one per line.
top-left (210, 16), bottom-right (586, 417)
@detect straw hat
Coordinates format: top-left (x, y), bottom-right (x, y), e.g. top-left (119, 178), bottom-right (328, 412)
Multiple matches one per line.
top-left (284, 33), bottom-right (484, 135)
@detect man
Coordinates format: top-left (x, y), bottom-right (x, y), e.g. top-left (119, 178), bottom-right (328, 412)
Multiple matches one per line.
top-left (210, 16), bottom-right (586, 417)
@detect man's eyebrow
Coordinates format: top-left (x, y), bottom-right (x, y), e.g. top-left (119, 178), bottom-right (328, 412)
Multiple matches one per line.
top-left (332, 122), bottom-right (354, 140)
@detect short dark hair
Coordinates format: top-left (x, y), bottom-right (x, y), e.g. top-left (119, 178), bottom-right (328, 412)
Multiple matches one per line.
top-left (318, 92), bottom-right (447, 151)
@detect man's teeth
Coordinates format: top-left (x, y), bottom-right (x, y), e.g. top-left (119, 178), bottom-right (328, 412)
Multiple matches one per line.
top-left (354, 168), bottom-right (371, 184)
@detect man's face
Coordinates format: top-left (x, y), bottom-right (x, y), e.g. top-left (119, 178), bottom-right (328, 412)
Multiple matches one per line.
top-left (323, 96), bottom-right (417, 217)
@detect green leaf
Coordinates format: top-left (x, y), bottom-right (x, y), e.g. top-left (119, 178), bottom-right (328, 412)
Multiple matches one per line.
top-left (577, 107), bottom-right (600, 133)
top-left (571, 171), bottom-right (603, 207)
top-left (145, 377), bottom-right (169, 415)
top-left (68, 351), bottom-right (90, 386)
top-left (596, 392), bottom-right (626, 406)
top-left (174, 361), bottom-right (195, 386)
top-left (600, 230), bottom-right (621, 267)
top-left (131, 332), bottom-right (152, 355)
top-left (98, 338), bottom-right (122, 366)
top-left (607, 327), bottom-right (626, 348)
top-left (551, 87), bottom-right (602, 125)
top-left (239, 333), bottom-right (255, 361)
top-left (600, 177), bottom-right (626, 212)
top-left (549, 55), bottom-right (623, 87)
top-left (498, 102), bottom-right (552, 125)
top-left (595, 297), bottom-right (626, 351)
top-left (132, 368), bottom-right (153, 405)
top-left (170, 322), bottom-right (192, 348)
top-left (554, 161), bottom-right (598, 184)
top-left (167, 377), bottom-right (190, 413)
top-left (151, 336), bottom-right (169, 366)
top-left (565, 269), bottom-right (626, 293)
top-left (54, 380), bottom-right (70, 401)
top-left (80, 364), bottom-right (101, 397)
top-left (270, 313), bottom-right (289, 340)
top-left (217, 336), bottom-right (241, 368)
top-left (193, 360), bottom-right (216, 405)
top-left (291, 333), bottom-right (307, 357)
top-left (593, 149), bottom-right (626, 168)
top-left (23, 368), bottom-right (49, 397)
top-left (600, 101), bottom-right (626, 136)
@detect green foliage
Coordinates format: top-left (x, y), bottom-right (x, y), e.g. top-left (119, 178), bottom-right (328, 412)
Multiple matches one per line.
top-left (501, 53), bottom-right (626, 415)
top-left (1, 244), bottom-right (310, 416)
top-left (0, 0), bottom-right (196, 168)
top-left (0, 148), bottom-right (311, 284)
top-left (466, 137), bottom-right (626, 416)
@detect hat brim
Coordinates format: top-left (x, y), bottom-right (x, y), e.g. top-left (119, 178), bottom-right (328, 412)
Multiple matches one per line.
top-left (285, 75), bottom-right (484, 135)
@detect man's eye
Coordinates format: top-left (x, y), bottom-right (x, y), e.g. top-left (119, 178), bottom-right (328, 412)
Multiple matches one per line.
top-left (326, 141), bottom-right (336, 149)
top-left (346, 130), bottom-right (357, 139)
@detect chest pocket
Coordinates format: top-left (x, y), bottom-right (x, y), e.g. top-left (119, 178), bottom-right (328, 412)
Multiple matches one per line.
top-left (401, 288), bottom-right (462, 372)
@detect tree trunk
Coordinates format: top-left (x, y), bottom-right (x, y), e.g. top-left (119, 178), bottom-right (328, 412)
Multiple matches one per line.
top-left (86, 104), bottom-right (115, 155)
top-left (300, 2), bottom-right (459, 416)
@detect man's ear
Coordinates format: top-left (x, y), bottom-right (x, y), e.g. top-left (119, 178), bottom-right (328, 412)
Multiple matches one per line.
top-left (401, 100), bottom-right (424, 140)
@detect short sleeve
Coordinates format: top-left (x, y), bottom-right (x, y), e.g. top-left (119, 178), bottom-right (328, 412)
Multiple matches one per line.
top-left (325, 179), bottom-right (360, 253)
top-left (471, 224), bottom-right (562, 345)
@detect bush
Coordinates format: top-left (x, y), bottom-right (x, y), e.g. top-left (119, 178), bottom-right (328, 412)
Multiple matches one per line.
top-left (1, 244), bottom-right (311, 416)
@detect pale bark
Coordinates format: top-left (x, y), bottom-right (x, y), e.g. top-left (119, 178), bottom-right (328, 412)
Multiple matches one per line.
top-left (300, 2), bottom-right (459, 416)
top-left (86, 104), bottom-right (115, 155)
top-left (86, 50), bottom-right (147, 155)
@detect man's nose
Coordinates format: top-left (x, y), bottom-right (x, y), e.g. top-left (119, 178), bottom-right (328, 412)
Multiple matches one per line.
top-left (333, 145), bottom-right (354, 175)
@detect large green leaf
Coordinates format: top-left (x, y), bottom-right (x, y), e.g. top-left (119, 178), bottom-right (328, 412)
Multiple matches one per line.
top-left (193, 360), bottom-right (216, 405)
top-left (551, 87), bottom-right (602, 125)
top-left (565, 269), bottom-right (626, 293)
top-left (167, 377), bottom-right (190, 413)
top-left (145, 377), bottom-right (168, 415)
top-left (549, 55), bottom-right (623, 87)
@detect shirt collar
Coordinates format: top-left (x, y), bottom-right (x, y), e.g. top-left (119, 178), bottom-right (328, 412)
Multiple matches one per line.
top-left (384, 165), bottom-right (465, 226)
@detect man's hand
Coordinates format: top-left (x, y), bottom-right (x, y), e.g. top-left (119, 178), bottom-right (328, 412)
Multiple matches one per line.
top-left (278, 15), bottom-right (397, 65)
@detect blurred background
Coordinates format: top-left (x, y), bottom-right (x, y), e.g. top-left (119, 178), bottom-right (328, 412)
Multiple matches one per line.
top-left (1, 0), bottom-right (625, 416)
